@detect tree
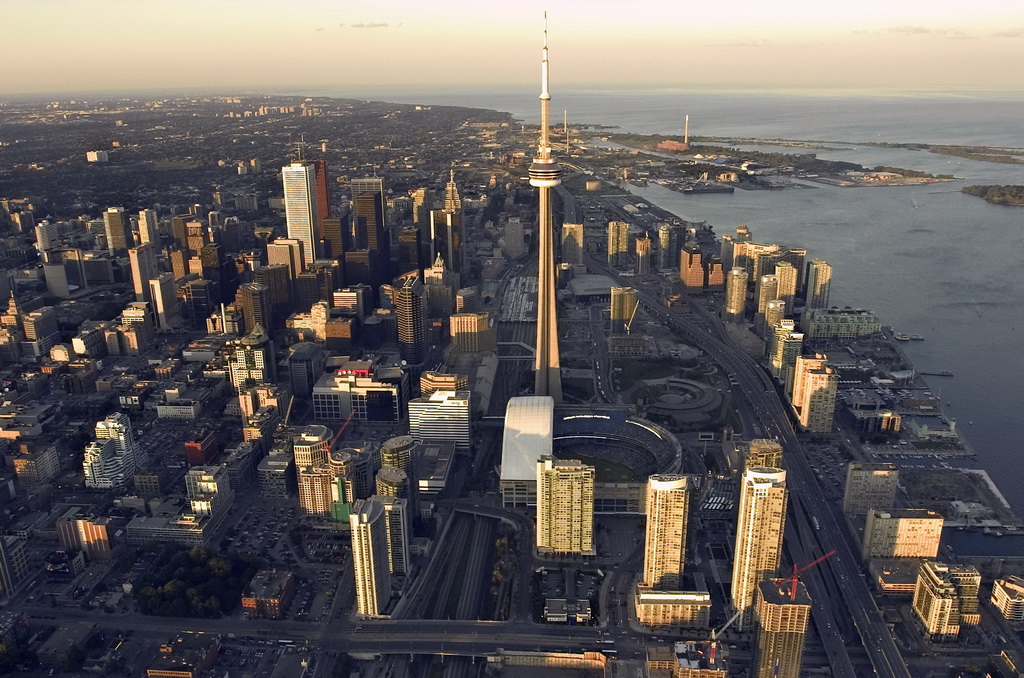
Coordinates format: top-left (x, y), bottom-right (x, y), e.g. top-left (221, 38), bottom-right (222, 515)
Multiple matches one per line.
top-left (62, 646), bottom-right (86, 673)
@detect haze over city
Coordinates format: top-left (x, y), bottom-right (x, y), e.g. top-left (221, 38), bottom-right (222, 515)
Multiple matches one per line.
top-left (5, 0), bottom-right (1024, 95)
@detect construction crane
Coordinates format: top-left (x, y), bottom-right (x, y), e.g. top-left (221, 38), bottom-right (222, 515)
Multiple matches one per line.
top-left (708, 608), bottom-right (743, 663)
top-left (330, 409), bottom-right (355, 447)
top-left (274, 395), bottom-right (297, 437)
top-left (624, 298), bottom-right (641, 335)
top-left (773, 550), bottom-right (836, 601)
top-left (282, 395), bottom-right (295, 426)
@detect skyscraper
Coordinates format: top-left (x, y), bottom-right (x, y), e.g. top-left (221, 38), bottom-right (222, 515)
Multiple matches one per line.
top-left (755, 274), bottom-right (780, 335)
top-left (805, 259), bottom-right (832, 310)
top-left (411, 187), bottom-right (431, 226)
top-left (349, 498), bottom-right (391, 617)
top-left (148, 273), bottom-right (180, 331)
top-left (379, 435), bottom-right (419, 520)
top-left (253, 264), bottom-right (291, 323)
top-left (138, 209), bottom-right (159, 245)
top-left (351, 177), bottom-right (387, 255)
top-left (397, 227), bottom-right (423, 278)
top-left (754, 579), bottom-right (812, 678)
top-left (791, 354), bottom-right (838, 432)
top-left (560, 223), bottom-right (584, 266)
top-left (607, 220), bottom-right (630, 268)
top-left (238, 282), bottom-right (272, 334)
top-left (313, 159), bottom-right (331, 235)
top-left (266, 238), bottom-right (306, 280)
top-left (103, 207), bottom-right (133, 255)
top-left (322, 217), bottom-right (346, 261)
top-left (376, 495), bottom-right (410, 576)
top-left (288, 342), bottom-right (327, 399)
top-left (764, 300), bottom-right (787, 338)
top-left (536, 455), bottom-right (595, 556)
top-left (724, 267), bottom-right (748, 322)
top-left (530, 21), bottom-right (563, 404)
top-left (503, 217), bottom-right (525, 259)
top-left (680, 243), bottom-right (705, 290)
top-left (774, 261), bottom-right (799, 310)
top-left (282, 162), bottom-right (321, 266)
top-left (0, 535), bottom-right (28, 598)
top-left (706, 256), bottom-right (725, 289)
top-left (643, 475), bottom-right (692, 590)
top-left (295, 425), bottom-right (335, 515)
top-left (610, 286), bottom-right (638, 335)
top-left (657, 223), bottom-right (681, 271)
top-left (732, 467), bottom-right (788, 629)
top-left (128, 242), bottom-right (159, 302)
top-left (768, 319), bottom-right (803, 390)
top-left (635, 233), bottom-right (652, 274)
top-left (394, 274), bottom-right (426, 364)
top-left (746, 439), bottom-right (784, 470)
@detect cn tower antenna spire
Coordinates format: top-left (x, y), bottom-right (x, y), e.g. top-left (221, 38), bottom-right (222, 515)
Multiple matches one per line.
top-left (530, 13), bottom-right (563, 403)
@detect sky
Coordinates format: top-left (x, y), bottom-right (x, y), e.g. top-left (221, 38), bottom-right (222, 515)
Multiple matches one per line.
top-left (4, 0), bottom-right (1024, 95)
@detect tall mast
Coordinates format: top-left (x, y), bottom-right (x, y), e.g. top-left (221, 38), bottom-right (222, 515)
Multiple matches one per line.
top-left (529, 13), bottom-right (563, 403)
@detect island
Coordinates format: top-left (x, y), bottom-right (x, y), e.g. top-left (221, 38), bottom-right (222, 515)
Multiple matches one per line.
top-left (962, 184), bottom-right (1024, 206)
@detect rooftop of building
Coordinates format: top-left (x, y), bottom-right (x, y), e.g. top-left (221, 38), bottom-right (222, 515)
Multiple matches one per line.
top-left (500, 396), bottom-right (554, 483)
top-left (245, 568), bottom-right (294, 599)
top-left (869, 508), bottom-right (942, 520)
top-left (758, 579), bottom-right (812, 606)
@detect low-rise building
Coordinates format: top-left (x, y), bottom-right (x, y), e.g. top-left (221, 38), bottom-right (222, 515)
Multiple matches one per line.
top-left (635, 585), bottom-right (712, 631)
top-left (36, 622), bottom-right (96, 668)
top-left (146, 633), bottom-right (221, 678)
top-left (241, 569), bottom-right (295, 619)
top-left (543, 598), bottom-right (592, 624)
top-left (647, 641), bottom-right (728, 678)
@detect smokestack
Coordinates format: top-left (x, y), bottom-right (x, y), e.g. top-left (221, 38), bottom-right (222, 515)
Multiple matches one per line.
top-left (684, 114), bottom-right (689, 145)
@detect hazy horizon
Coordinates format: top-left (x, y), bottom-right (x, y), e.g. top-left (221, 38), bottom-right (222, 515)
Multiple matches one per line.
top-left (4, 0), bottom-right (1024, 96)
top-left (6, 83), bottom-right (1024, 104)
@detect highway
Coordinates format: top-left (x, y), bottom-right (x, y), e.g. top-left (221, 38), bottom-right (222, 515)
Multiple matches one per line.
top-left (583, 252), bottom-right (913, 678)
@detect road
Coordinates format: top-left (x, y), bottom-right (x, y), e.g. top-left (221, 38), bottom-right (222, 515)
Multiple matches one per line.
top-left (583, 252), bottom-right (913, 678)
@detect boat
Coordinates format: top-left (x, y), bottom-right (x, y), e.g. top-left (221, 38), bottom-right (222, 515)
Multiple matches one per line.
top-left (910, 335), bottom-right (924, 341)
top-left (894, 333), bottom-right (911, 341)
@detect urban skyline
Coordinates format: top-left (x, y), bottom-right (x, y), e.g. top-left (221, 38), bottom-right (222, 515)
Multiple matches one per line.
top-left (0, 10), bottom-right (1020, 678)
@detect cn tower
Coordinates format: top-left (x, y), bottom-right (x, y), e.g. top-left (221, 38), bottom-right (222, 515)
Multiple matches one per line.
top-left (530, 16), bottom-right (563, 404)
